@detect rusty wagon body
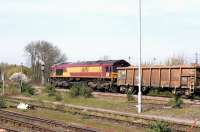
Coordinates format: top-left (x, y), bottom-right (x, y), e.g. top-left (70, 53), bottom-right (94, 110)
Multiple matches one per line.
top-left (117, 65), bottom-right (200, 95)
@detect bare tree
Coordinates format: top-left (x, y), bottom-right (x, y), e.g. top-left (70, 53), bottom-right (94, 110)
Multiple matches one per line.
top-left (25, 40), bottom-right (67, 83)
top-left (165, 55), bottom-right (187, 66)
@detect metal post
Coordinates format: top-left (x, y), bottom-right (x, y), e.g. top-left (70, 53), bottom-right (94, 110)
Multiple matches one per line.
top-left (20, 63), bottom-right (23, 93)
top-left (2, 72), bottom-right (4, 96)
top-left (21, 62), bottom-right (23, 73)
top-left (41, 62), bottom-right (45, 86)
top-left (138, 0), bottom-right (142, 113)
top-left (195, 52), bottom-right (198, 65)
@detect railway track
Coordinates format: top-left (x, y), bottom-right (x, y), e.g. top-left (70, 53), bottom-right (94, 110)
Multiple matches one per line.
top-left (0, 126), bottom-right (18, 132)
top-left (0, 109), bottom-right (100, 132)
top-left (6, 97), bottom-right (200, 132)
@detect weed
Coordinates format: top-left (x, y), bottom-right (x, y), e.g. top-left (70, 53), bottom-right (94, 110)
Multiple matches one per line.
top-left (55, 93), bottom-right (63, 101)
top-left (0, 96), bottom-right (7, 108)
top-left (46, 85), bottom-right (56, 97)
top-left (148, 121), bottom-right (171, 132)
top-left (169, 94), bottom-right (183, 108)
top-left (126, 88), bottom-right (135, 102)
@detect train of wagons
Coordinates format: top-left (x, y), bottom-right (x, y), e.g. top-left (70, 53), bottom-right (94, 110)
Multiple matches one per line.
top-left (50, 59), bottom-right (200, 96)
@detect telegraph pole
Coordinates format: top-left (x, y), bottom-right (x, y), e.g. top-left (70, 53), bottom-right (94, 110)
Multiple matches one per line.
top-left (138, 0), bottom-right (142, 113)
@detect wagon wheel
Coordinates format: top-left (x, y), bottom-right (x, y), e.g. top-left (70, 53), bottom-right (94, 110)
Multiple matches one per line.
top-left (131, 87), bottom-right (138, 95)
top-left (184, 89), bottom-right (194, 99)
top-left (119, 86), bottom-right (127, 94)
top-left (141, 86), bottom-right (149, 95)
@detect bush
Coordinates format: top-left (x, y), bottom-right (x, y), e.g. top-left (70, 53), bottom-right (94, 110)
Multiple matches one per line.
top-left (55, 93), bottom-right (63, 101)
top-left (21, 83), bottom-right (35, 96)
top-left (69, 85), bottom-right (80, 98)
top-left (69, 84), bottom-right (93, 98)
top-left (148, 121), bottom-right (171, 132)
top-left (169, 94), bottom-right (183, 108)
top-left (46, 85), bottom-right (56, 97)
top-left (79, 85), bottom-right (93, 98)
top-left (0, 96), bottom-right (7, 108)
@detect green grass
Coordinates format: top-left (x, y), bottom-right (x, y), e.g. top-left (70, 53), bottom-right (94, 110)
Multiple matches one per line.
top-left (147, 89), bottom-right (173, 97)
top-left (32, 91), bottom-right (172, 114)
top-left (144, 107), bottom-right (200, 120)
top-left (30, 88), bottom-right (200, 121)
top-left (33, 93), bottom-right (137, 113)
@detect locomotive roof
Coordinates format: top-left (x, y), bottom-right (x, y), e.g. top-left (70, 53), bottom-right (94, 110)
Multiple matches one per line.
top-left (52, 60), bottom-right (130, 68)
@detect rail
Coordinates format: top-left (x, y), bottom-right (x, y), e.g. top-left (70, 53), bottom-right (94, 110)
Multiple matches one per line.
top-left (0, 109), bottom-right (100, 132)
top-left (6, 97), bottom-right (200, 132)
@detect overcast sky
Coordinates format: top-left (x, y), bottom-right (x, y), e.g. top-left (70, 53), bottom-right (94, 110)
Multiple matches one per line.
top-left (0, 0), bottom-right (200, 65)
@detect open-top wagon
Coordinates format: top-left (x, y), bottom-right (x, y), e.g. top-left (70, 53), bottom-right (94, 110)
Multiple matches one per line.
top-left (117, 65), bottom-right (200, 96)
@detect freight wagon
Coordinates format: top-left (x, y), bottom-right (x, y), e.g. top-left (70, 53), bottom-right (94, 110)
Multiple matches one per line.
top-left (50, 60), bottom-right (130, 90)
top-left (117, 65), bottom-right (200, 96)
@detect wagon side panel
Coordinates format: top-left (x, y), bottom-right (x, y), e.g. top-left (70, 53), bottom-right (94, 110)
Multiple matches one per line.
top-left (170, 69), bottom-right (181, 88)
top-left (160, 69), bottom-right (170, 88)
top-left (142, 69), bottom-right (151, 87)
top-left (151, 69), bottom-right (160, 87)
top-left (126, 69), bottom-right (134, 86)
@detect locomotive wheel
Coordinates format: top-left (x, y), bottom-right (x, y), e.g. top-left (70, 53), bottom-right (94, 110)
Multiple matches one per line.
top-left (87, 82), bottom-right (97, 91)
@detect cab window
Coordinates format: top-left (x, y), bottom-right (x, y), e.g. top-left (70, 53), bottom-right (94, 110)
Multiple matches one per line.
top-left (106, 67), bottom-right (110, 72)
top-left (56, 69), bottom-right (63, 76)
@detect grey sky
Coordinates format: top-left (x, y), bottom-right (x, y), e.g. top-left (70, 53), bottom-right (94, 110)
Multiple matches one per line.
top-left (0, 0), bottom-right (200, 65)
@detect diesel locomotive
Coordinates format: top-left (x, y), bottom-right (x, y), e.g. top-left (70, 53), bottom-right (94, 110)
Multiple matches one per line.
top-left (50, 60), bottom-right (130, 91)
